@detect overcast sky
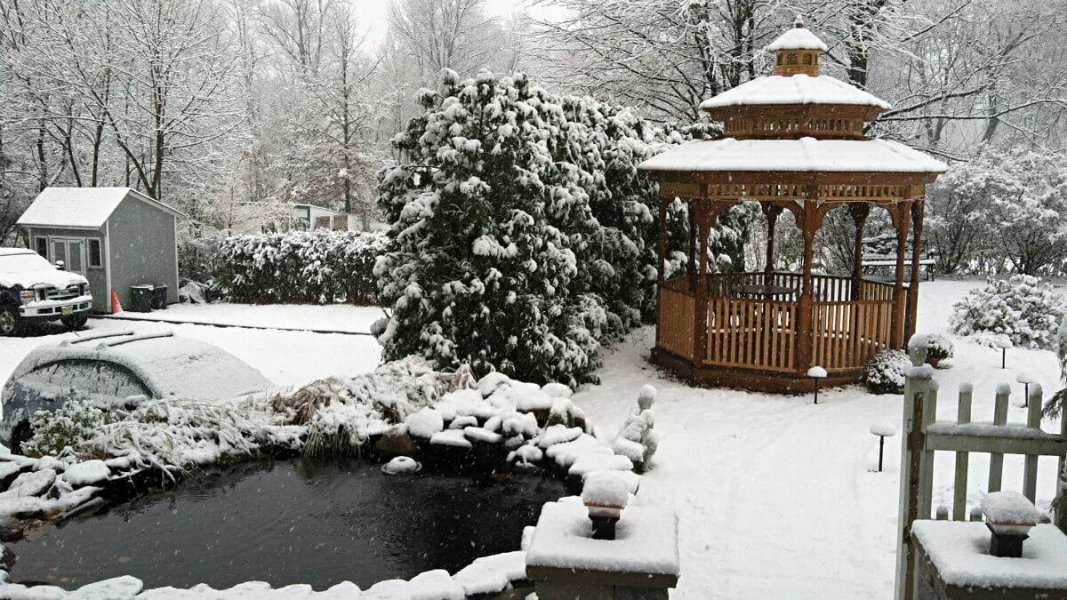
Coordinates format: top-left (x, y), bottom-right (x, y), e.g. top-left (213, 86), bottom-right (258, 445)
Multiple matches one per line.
top-left (353, 0), bottom-right (566, 48)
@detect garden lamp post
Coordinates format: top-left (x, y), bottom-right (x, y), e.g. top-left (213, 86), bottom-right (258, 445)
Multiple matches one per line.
top-left (1017, 372), bottom-right (1036, 407)
top-left (995, 335), bottom-right (1013, 369)
top-left (870, 422), bottom-right (898, 472)
top-left (808, 366), bottom-right (827, 404)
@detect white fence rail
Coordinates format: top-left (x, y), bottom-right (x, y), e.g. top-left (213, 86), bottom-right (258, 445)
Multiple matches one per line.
top-left (893, 360), bottom-right (1067, 600)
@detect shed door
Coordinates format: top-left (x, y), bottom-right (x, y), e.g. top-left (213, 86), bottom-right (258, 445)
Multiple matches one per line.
top-left (51, 238), bottom-right (87, 276)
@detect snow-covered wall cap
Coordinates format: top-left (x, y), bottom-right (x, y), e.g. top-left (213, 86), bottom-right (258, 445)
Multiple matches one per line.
top-left (766, 18), bottom-right (829, 52)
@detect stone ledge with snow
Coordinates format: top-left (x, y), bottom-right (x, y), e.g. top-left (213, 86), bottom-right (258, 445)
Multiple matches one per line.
top-left (912, 521), bottom-right (1067, 590)
top-left (525, 500), bottom-right (679, 578)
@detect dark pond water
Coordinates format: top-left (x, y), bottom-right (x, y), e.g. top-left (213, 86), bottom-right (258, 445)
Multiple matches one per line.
top-left (5, 460), bottom-right (566, 590)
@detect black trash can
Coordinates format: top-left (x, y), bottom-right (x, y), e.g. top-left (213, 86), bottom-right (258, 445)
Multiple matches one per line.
top-left (152, 285), bottom-right (168, 310)
top-left (130, 285), bottom-right (154, 313)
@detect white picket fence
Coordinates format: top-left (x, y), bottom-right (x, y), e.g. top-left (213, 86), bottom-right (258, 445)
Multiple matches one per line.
top-left (893, 360), bottom-right (1067, 600)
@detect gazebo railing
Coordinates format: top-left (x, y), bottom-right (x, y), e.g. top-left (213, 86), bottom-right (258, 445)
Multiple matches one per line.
top-left (657, 273), bottom-right (898, 373)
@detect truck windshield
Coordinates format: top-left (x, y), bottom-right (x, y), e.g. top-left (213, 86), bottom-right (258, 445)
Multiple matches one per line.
top-left (0, 253), bottom-right (53, 273)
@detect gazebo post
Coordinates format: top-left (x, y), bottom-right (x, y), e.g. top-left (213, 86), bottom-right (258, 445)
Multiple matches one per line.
top-left (849, 204), bottom-right (871, 301)
top-left (763, 204), bottom-right (782, 278)
top-left (891, 201), bottom-right (912, 349)
top-left (657, 198), bottom-right (667, 286)
top-left (691, 203), bottom-right (713, 372)
top-left (905, 198), bottom-right (924, 343)
top-left (796, 195), bottom-right (818, 375)
top-left (687, 199), bottom-right (698, 293)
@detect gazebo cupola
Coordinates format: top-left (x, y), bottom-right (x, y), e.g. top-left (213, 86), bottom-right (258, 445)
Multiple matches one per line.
top-left (638, 18), bottom-right (947, 393)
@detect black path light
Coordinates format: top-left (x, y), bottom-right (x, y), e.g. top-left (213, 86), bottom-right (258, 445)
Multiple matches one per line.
top-left (870, 422), bottom-right (898, 472)
top-left (1016, 371), bottom-right (1036, 407)
top-left (981, 491), bottom-right (1041, 558)
top-left (582, 471), bottom-right (630, 540)
top-left (994, 335), bottom-right (1013, 369)
top-left (807, 366), bottom-right (827, 404)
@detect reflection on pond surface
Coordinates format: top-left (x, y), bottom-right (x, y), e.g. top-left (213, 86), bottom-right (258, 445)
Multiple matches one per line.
top-left (5, 459), bottom-right (566, 590)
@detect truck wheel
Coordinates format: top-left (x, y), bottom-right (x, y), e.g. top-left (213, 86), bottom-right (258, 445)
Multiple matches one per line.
top-left (0, 307), bottom-right (18, 337)
top-left (61, 313), bottom-right (89, 331)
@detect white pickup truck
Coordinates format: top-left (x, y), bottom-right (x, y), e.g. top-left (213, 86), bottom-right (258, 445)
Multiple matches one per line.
top-left (0, 247), bottom-right (92, 335)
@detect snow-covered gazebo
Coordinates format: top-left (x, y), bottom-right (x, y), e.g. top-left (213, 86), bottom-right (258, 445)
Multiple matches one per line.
top-left (638, 19), bottom-right (947, 392)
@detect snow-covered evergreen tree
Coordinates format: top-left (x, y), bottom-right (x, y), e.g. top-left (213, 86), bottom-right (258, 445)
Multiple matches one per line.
top-left (376, 71), bottom-right (596, 384)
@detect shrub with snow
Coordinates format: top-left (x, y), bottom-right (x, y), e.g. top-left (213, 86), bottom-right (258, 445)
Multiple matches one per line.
top-left (924, 334), bottom-right (954, 361)
top-left (864, 349), bottom-right (911, 394)
top-left (374, 69), bottom-right (755, 385)
top-left (212, 230), bottom-right (387, 304)
top-left (951, 275), bottom-right (1065, 350)
top-left (23, 396), bottom-right (105, 457)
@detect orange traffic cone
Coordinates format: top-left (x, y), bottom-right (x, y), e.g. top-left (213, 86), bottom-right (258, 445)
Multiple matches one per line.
top-left (111, 290), bottom-right (123, 314)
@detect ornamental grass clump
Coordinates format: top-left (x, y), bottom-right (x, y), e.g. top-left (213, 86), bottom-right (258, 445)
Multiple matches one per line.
top-left (23, 395), bottom-right (104, 458)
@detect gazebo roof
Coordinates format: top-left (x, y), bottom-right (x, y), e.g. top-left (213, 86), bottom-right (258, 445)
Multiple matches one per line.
top-left (766, 19), bottom-right (829, 51)
top-left (699, 74), bottom-right (890, 111)
top-left (639, 138), bottom-right (947, 174)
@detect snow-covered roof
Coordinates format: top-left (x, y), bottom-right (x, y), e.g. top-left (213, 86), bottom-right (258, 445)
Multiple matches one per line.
top-left (638, 137), bottom-right (947, 174)
top-left (767, 21), bottom-right (828, 52)
top-left (17, 187), bottom-right (185, 229)
top-left (700, 74), bottom-right (890, 111)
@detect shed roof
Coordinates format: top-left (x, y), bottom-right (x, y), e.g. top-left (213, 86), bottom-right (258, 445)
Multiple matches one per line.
top-left (17, 187), bottom-right (185, 229)
top-left (638, 137), bottom-right (947, 174)
top-left (700, 74), bottom-right (890, 111)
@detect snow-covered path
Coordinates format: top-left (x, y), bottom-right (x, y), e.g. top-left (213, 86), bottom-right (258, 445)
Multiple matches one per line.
top-left (573, 280), bottom-right (1064, 600)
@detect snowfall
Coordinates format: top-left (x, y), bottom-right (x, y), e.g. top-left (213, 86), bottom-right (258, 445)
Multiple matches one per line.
top-left (0, 280), bottom-right (1064, 599)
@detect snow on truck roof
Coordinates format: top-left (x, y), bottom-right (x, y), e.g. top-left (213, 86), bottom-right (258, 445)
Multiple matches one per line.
top-left (16, 187), bottom-right (185, 229)
top-left (13, 332), bottom-right (274, 401)
top-left (638, 137), bottom-right (947, 173)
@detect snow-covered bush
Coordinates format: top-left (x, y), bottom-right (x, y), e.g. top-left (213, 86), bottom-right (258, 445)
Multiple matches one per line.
top-left (375, 69), bottom-right (755, 385)
top-left (213, 230), bottom-right (387, 304)
top-left (924, 334), bottom-right (954, 360)
top-left (23, 396), bottom-right (105, 457)
top-left (951, 275), bottom-right (1065, 350)
top-left (864, 349), bottom-right (911, 394)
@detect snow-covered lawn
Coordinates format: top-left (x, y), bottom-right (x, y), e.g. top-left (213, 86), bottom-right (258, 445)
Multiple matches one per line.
top-left (101, 302), bottom-right (386, 334)
top-left (1, 312), bottom-right (382, 389)
top-left (573, 279), bottom-right (1065, 600)
top-left (0, 281), bottom-right (1063, 598)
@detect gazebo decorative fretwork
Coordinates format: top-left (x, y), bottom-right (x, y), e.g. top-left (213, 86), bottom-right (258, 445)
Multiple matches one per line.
top-left (638, 19), bottom-right (947, 392)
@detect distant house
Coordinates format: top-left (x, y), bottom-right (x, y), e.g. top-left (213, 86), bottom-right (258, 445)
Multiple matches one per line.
top-left (17, 187), bottom-right (185, 313)
top-left (230, 202), bottom-right (359, 234)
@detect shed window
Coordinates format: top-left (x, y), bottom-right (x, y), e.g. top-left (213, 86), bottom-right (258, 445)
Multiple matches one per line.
top-left (88, 239), bottom-right (103, 268)
top-left (35, 237), bottom-right (47, 259)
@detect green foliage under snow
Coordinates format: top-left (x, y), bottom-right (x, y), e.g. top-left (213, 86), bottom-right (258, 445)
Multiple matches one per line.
top-left (374, 69), bottom-right (753, 385)
top-left (951, 275), bottom-right (1065, 350)
top-left (23, 395), bottom-right (105, 458)
top-left (864, 349), bottom-right (911, 394)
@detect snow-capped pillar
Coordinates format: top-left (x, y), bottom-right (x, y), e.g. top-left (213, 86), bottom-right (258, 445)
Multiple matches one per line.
top-left (525, 500), bottom-right (680, 600)
top-left (905, 198), bottom-right (925, 344)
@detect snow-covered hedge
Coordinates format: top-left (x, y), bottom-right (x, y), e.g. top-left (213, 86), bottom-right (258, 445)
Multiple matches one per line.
top-left (864, 349), bottom-right (911, 394)
top-left (951, 275), bottom-right (1065, 350)
top-left (212, 230), bottom-right (387, 304)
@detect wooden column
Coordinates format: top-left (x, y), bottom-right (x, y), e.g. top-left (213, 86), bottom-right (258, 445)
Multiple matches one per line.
top-left (905, 199), bottom-right (925, 344)
top-left (849, 204), bottom-right (871, 301)
top-left (657, 198), bottom-right (668, 285)
top-left (691, 203), bottom-right (714, 371)
top-left (795, 193), bottom-right (819, 374)
top-left (890, 201), bottom-right (912, 350)
top-left (687, 199), bottom-right (697, 293)
top-left (762, 203), bottom-right (782, 276)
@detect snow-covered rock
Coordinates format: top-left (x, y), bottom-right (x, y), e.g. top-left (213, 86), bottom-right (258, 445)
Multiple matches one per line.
top-left (61, 460), bottom-right (110, 487)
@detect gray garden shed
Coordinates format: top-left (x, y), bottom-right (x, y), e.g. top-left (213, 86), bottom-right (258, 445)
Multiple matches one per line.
top-left (17, 187), bottom-right (185, 314)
